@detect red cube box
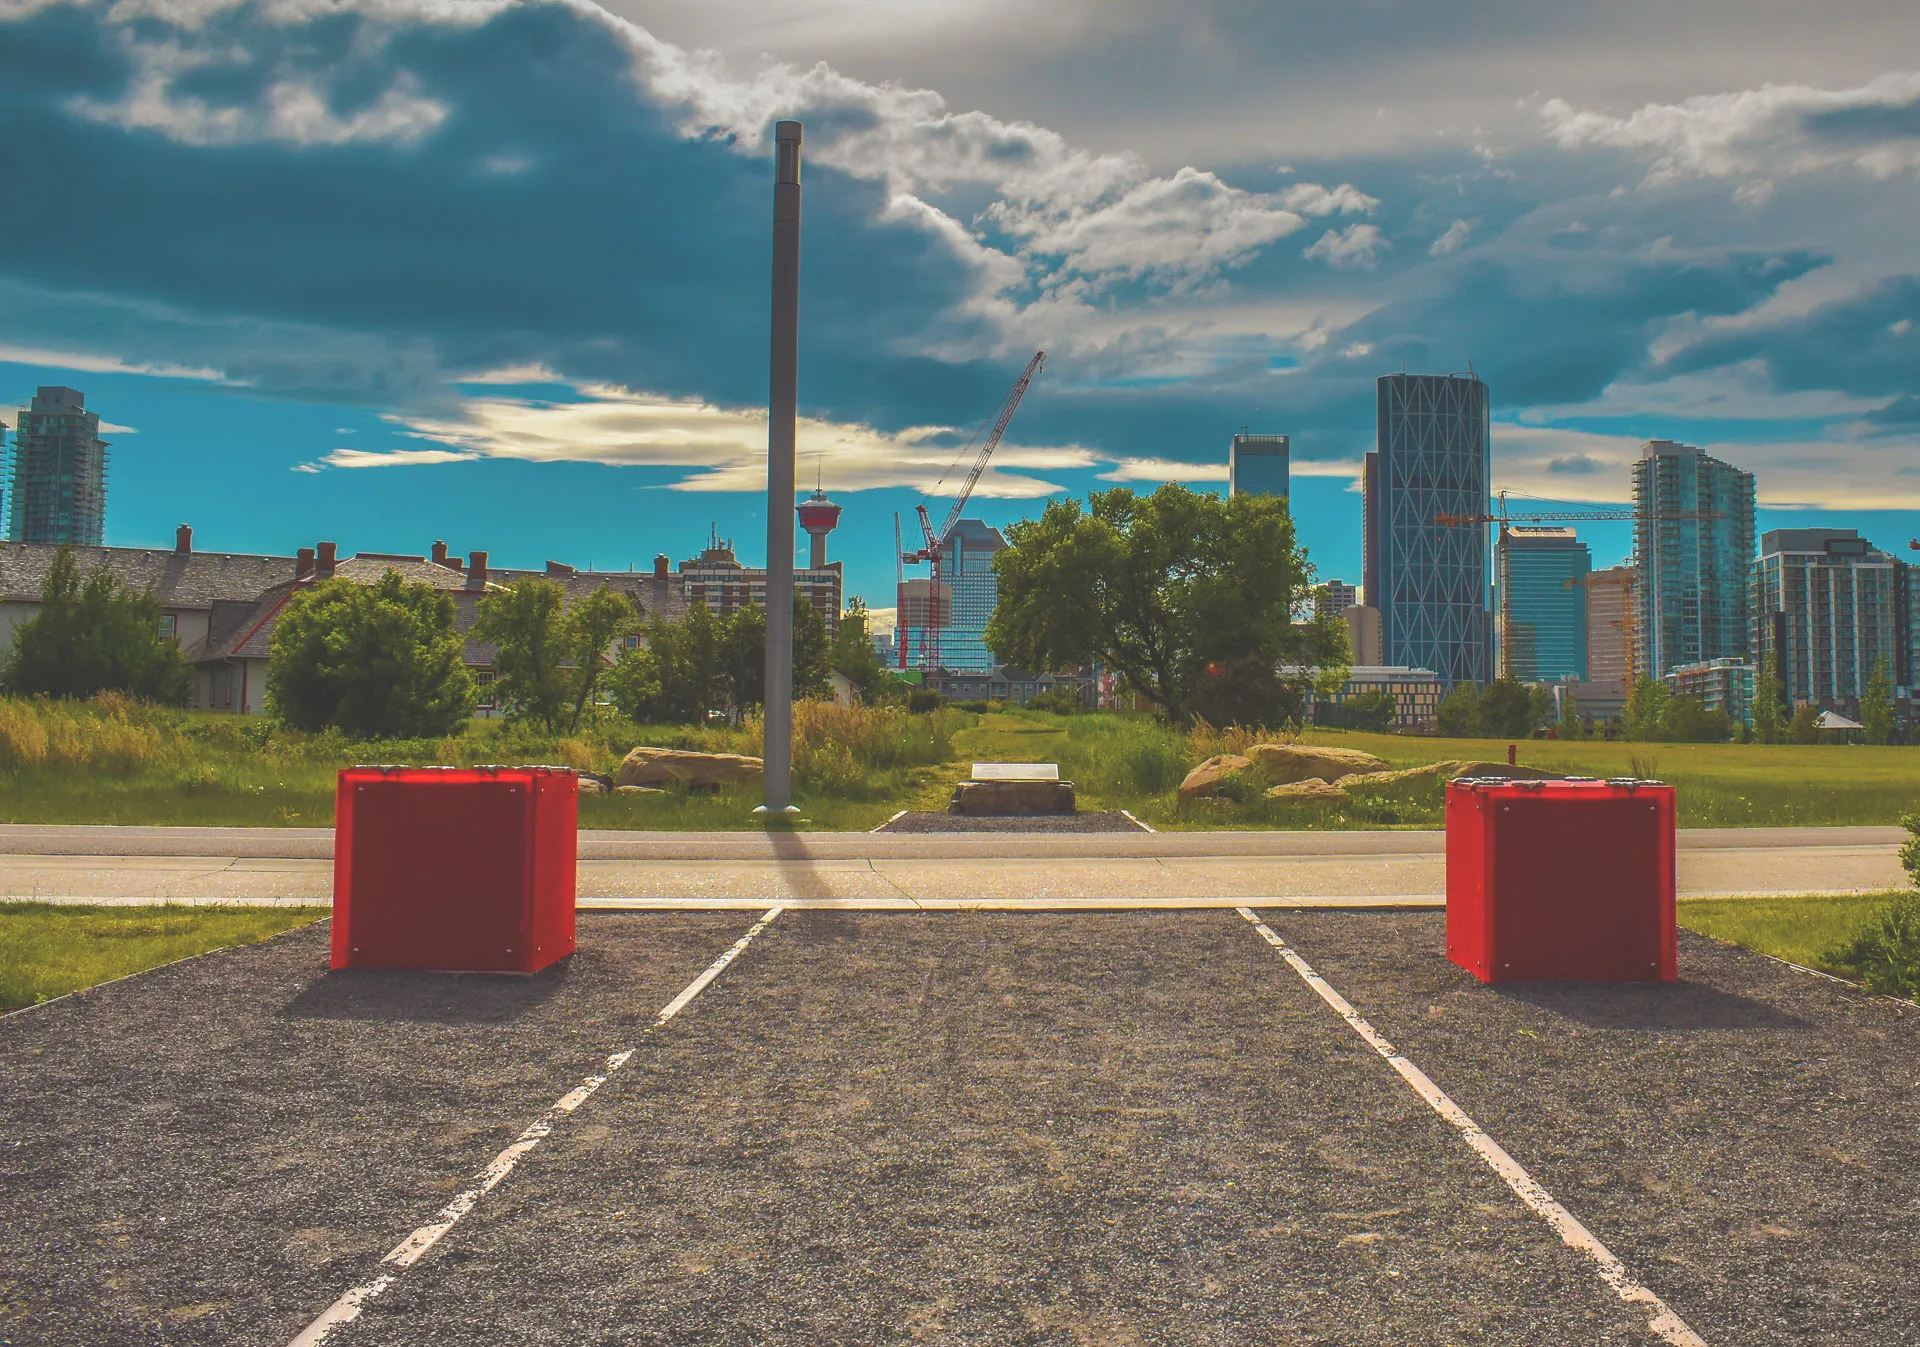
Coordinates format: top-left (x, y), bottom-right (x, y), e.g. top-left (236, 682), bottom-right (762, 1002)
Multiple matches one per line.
top-left (1446, 777), bottom-right (1677, 984)
top-left (331, 766), bottom-right (578, 973)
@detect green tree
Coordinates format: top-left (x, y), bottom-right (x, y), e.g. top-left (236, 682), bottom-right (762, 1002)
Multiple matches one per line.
top-left (474, 581), bottom-right (639, 731)
top-left (1343, 687), bottom-right (1398, 733)
top-left (985, 484), bottom-right (1342, 725)
top-left (1477, 678), bottom-right (1536, 739)
top-left (719, 603), bottom-right (766, 716)
top-left (267, 571), bottom-right (475, 737)
top-left (1752, 652), bottom-right (1785, 744)
top-left (1788, 702), bottom-right (1822, 744)
top-left (1623, 676), bottom-right (1671, 742)
top-left (1435, 681), bottom-right (1481, 738)
top-left (1658, 693), bottom-right (1733, 743)
top-left (1862, 657), bottom-right (1894, 746)
top-left (473, 580), bottom-right (569, 730)
top-left (792, 593), bottom-right (833, 701)
top-left (829, 598), bottom-right (891, 700)
top-left (1555, 686), bottom-right (1582, 740)
top-left (3, 549), bottom-right (192, 704)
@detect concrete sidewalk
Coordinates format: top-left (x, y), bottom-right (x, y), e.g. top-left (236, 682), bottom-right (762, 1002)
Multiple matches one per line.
top-left (0, 823), bottom-right (1904, 907)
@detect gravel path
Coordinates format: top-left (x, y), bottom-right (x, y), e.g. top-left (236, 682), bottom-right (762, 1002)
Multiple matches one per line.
top-left (875, 810), bottom-right (1151, 833)
top-left (3, 910), bottom-right (1918, 1345)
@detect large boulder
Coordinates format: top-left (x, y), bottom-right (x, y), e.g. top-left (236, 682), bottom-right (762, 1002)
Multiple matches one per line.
top-left (949, 780), bottom-right (1077, 816)
top-left (1435, 760), bottom-right (1559, 781)
top-left (1177, 754), bottom-right (1253, 803)
top-left (1264, 778), bottom-right (1350, 803)
top-left (1339, 763), bottom-right (1451, 791)
top-left (614, 746), bottom-right (763, 789)
top-left (1244, 743), bottom-right (1389, 784)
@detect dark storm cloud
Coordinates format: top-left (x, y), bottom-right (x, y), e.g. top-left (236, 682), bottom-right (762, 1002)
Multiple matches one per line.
top-left (1656, 275), bottom-right (1920, 401)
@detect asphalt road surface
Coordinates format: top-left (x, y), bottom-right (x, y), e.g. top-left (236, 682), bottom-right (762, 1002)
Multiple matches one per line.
top-left (3, 908), bottom-right (1917, 1345)
top-left (0, 824), bottom-right (1905, 906)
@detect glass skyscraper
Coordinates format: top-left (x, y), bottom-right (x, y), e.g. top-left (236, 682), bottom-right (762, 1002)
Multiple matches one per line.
top-left (1752, 528), bottom-right (1899, 716)
top-left (1632, 440), bottom-right (1756, 679)
top-left (1366, 373), bottom-right (1493, 687)
top-left (1498, 527), bottom-right (1590, 682)
top-left (7, 386), bottom-right (108, 545)
top-left (1229, 434), bottom-right (1290, 499)
top-left (898, 518), bottom-right (1005, 672)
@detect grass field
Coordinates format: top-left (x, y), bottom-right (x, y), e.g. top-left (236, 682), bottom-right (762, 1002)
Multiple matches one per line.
top-left (1678, 893), bottom-right (1902, 978)
top-left (0, 695), bottom-right (1912, 831)
top-left (0, 903), bottom-right (328, 1012)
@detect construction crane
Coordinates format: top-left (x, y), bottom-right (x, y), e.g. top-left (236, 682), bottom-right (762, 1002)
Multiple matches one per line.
top-left (898, 350), bottom-right (1045, 671)
top-left (1437, 490), bottom-right (1720, 677)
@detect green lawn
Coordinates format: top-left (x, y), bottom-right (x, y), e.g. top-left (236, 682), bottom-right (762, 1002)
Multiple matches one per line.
top-left (1678, 892), bottom-right (1902, 977)
top-left (0, 695), bottom-right (1912, 831)
top-left (0, 903), bottom-right (329, 1012)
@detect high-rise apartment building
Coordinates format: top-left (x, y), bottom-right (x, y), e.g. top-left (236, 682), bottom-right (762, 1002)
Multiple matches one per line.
top-left (675, 528), bottom-right (842, 632)
top-left (1314, 579), bottom-right (1358, 621)
top-left (1498, 527), bottom-right (1590, 682)
top-left (1752, 528), bottom-right (1900, 716)
top-left (1583, 565), bottom-right (1634, 684)
top-left (7, 386), bottom-right (109, 545)
top-left (1632, 440), bottom-right (1755, 679)
top-left (1365, 373), bottom-right (1493, 687)
top-left (898, 518), bottom-right (1004, 673)
top-left (1229, 434), bottom-right (1289, 499)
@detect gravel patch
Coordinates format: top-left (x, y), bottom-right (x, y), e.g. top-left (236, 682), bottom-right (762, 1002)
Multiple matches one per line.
top-left (0, 913), bottom-right (749, 1347)
top-left (1253, 908), bottom-right (1920, 1346)
top-left (877, 809), bottom-right (1149, 833)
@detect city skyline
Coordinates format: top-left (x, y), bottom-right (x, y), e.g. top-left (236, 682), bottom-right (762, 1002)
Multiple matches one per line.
top-left (2, 0), bottom-right (1917, 614)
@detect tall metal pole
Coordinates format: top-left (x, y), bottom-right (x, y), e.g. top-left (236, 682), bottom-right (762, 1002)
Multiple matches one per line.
top-left (759, 120), bottom-right (801, 816)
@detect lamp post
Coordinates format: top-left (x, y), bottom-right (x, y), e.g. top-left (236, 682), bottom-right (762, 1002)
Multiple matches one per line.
top-left (758, 120), bottom-right (802, 818)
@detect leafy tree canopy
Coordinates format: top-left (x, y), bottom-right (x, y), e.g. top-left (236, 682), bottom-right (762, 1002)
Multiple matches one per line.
top-left (3, 549), bottom-right (191, 704)
top-left (985, 484), bottom-right (1344, 726)
top-left (266, 571), bottom-right (475, 737)
top-left (474, 580), bottom-right (638, 732)
top-left (1862, 657), bottom-right (1894, 746)
top-left (830, 598), bottom-right (893, 702)
top-left (608, 594), bottom-right (830, 726)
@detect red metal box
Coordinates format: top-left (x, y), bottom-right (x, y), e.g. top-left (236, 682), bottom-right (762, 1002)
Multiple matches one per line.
top-left (331, 766), bottom-right (578, 973)
top-left (1446, 777), bottom-right (1677, 984)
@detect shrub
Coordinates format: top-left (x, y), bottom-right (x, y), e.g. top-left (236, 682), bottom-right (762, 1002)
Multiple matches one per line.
top-left (1025, 687), bottom-right (1083, 715)
top-left (1827, 891), bottom-right (1920, 999)
top-left (907, 689), bottom-right (944, 713)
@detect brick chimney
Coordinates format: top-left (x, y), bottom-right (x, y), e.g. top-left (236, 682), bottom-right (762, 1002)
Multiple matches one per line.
top-left (466, 550), bottom-right (488, 589)
top-left (653, 553), bottom-right (670, 578)
top-left (545, 560), bottom-right (575, 575)
top-left (316, 541), bottom-right (337, 578)
top-left (175, 524), bottom-right (193, 554)
top-left (430, 539), bottom-right (450, 567)
top-left (296, 547), bottom-right (315, 580)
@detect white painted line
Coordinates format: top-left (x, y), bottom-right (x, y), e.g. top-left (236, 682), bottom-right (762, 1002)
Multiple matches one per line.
top-left (1118, 810), bottom-right (1156, 833)
top-left (869, 810), bottom-right (910, 833)
top-left (287, 906), bottom-right (784, 1346)
top-left (1234, 907), bottom-right (1707, 1347)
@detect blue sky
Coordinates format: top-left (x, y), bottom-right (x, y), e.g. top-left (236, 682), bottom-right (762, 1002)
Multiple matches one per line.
top-left (4, 0), bottom-right (1918, 617)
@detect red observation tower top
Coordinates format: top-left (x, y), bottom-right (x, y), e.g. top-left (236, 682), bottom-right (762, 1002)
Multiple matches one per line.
top-left (796, 486), bottom-right (842, 568)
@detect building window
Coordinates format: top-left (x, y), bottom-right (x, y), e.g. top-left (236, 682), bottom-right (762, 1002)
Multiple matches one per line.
top-left (157, 614), bottom-right (177, 641)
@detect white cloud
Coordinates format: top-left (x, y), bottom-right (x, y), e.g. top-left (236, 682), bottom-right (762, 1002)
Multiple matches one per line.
top-left (1097, 456), bottom-right (1229, 483)
top-left (96, 421), bottom-right (138, 434)
top-left (368, 382), bottom-right (1088, 496)
top-left (1542, 70), bottom-right (1920, 183)
top-left (0, 343), bottom-right (224, 381)
top-left (1303, 223), bottom-right (1389, 270)
top-left (1428, 218), bottom-right (1472, 256)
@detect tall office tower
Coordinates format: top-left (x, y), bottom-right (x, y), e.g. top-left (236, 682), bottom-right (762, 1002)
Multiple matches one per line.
top-left (7, 387), bottom-right (109, 545)
top-left (1898, 560), bottom-right (1917, 690)
top-left (1632, 440), bottom-right (1755, 679)
top-left (1498, 527), bottom-right (1590, 682)
top-left (1370, 372), bottom-right (1493, 686)
top-left (898, 519), bottom-right (1005, 672)
top-left (1584, 565), bottom-right (1635, 684)
top-left (1229, 434), bottom-right (1290, 499)
top-left (1752, 528), bottom-right (1900, 716)
top-left (1361, 451), bottom-right (1379, 612)
top-left (1314, 579), bottom-right (1358, 621)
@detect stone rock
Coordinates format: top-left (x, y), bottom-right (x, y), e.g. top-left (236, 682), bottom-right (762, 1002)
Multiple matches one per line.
top-left (948, 779), bottom-right (1077, 816)
top-left (576, 775), bottom-right (610, 795)
top-left (1340, 764), bottom-right (1451, 791)
top-left (613, 785), bottom-right (666, 795)
top-left (1435, 760), bottom-right (1559, 781)
top-left (1243, 743), bottom-right (1389, 784)
top-left (1263, 777), bottom-right (1350, 803)
top-left (1177, 754), bottom-right (1253, 803)
top-left (615, 746), bottom-right (763, 789)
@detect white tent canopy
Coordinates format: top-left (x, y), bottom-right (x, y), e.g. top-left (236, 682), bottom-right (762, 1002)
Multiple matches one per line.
top-left (1814, 709), bottom-right (1865, 731)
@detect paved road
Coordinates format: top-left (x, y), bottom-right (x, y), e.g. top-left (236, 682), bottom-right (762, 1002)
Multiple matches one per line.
top-left (0, 823), bottom-right (1904, 907)
top-left (5, 910), bottom-right (1919, 1344)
